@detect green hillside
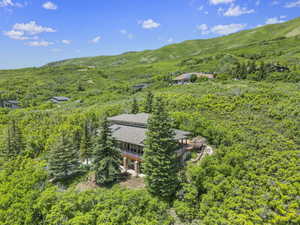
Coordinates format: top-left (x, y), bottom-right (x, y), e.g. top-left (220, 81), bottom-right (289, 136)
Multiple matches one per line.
top-left (0, 18), bottom-right (299, 225)
top-left (1, 17), bottom-right (298, 108)
top-left (48, 17), bottom-right (300, 70)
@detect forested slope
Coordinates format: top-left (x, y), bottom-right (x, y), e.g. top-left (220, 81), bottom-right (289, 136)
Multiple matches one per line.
top-left (0, 18), bottom-right (299, 225)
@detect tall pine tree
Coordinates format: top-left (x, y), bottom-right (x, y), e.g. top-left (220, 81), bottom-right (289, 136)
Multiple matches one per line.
top-left (144, 91), bottom-right (154, 113)
top-left (143, 97), bottom-right (179, 201)
top-left (131, 98), bottom-right (139, 114)
top-left (80, 120), bottom-right (93, 165)
top-left (257, 61), bottom-right (266, 81)
top-left (93, 117), bottom-right (121, 185)
top-left (1, 119), bottom-right (25, 159)
top-left (48, 132), bottom-right (80, 181)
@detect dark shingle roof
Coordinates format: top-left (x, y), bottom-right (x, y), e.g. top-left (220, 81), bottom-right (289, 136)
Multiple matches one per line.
top-left (52, 96), bottom-right (70, 101)
top-left (109, 124), bottom-right (191, 146)
top-left (7, 100), bottom-right (19, 104)
top-left (108, 113), bottom-right (149, 127)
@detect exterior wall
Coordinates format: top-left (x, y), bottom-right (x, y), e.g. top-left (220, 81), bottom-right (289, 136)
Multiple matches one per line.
top-left (118, 141), bottom-right (143, 162)
top-left (118, 139), bottom-right (191, 175)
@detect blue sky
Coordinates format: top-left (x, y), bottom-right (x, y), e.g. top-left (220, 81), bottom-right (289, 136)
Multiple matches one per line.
top-left (0, 0), bottom-right (300, 69)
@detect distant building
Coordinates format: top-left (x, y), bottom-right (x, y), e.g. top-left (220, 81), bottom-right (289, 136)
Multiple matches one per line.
top-left (108, 113), bottom-right (191, 175)
top-left (132, 83), bottom-right (149, 91)
top-left (2, 100), bottom-right (20, 109)
top-left (51, 96), bottom-right (70, 103)
top-left (173, 72), bottom-right (214, 84)
top-left (271, 64), bottom-right (290, 73)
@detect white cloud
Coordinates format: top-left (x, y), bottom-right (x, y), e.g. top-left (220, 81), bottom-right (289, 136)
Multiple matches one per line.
top-left (0, 0), bottom-right (13, 7)
top-left (197, 5), bottom-right (204, 11)
top-left (265, 17), bottom-right (285, 24)
top-left (26, 40), bottom-right (53, 47)
top-left (197, 23), bottom-right (246, 35)
top-left (209, 0), bottom-right (235, 5)
top-left (4, 30), bottom-right (27, 40)
top-left (197, 24), bottom-right (210, 34)
top-left (167, 38), bottom-right (174, 43)
top-left (61, 40), bottom-right (71, 44)
top-left (4, 21), bottom-right (54, 42)
top-left (256, 0), bottom-right (260, 6)
top-left (224, 5), bottom-right (255, 16)
top-left (0, 0), bottom-right (23, 7)
top-left (90, 36), bottom-right (101, 43)
top-left (217, 7), bottom-right (225, 15)
top-left (271, 0), bottom-right (279, 5)
top-left (42, 1), bottom-right (57, 10)
top-left (120, 29), bottom-right (134, 39)
top-left (4, 30), bottom-right (39, 40)
top-left (210, 24), bottom-right (246, 35)
top-left (13, 21), bottom-right (56, 35)
top-left (285, 1), bottom-right (300, 8)
top-left (140, 19), bottom-right (160, 29)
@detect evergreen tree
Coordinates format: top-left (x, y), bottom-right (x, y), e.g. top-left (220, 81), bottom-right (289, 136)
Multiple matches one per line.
top-left (80, 120), bottom-right (93, 165)
top-left (145, 91), bottom-right (154, 113)
top-left (74, 130), bottom-right (81, 152)
top-left (240, 63), bottom-right (247, 79)
top-left (190, 74), bottom-right (198, 83)
top-left (77, 81), bottom-right (85, 91)
top-left (93, 117), bottom-right (121, 185)
top-left (233, 62), bottom-right (241, 79)
top-left (131, 98), bottom-right (139, 114)
top-left (1, 119), bottom-right (25, 159)
top-left (257, 62), bottom-right (266, 81)
top-left (48, 132), bottom-right (80, 180)
top-left (249, 61), bottom-right (256, 73)
top-left (143, 97), bottom-right (179, 201)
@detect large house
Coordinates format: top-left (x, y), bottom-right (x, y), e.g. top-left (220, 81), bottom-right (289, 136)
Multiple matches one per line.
top-left (108, 113), bottom-right (191, 175)
top-left (173, 72), bottom-right (214, 84)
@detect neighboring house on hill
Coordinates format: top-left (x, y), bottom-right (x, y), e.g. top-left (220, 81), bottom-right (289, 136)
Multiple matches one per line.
top-left (108, 113), bottom-right (191, 175)
top-left (132, 83), bottom-right (149, 91)
top-left (2, 100), bottom-right (20, 109)
top-left (173, 72), bottom-right (214, 84)
top-left (51, 96), bottom-right (70, 103)
top-left (270, 64), bottom-right (290, 73)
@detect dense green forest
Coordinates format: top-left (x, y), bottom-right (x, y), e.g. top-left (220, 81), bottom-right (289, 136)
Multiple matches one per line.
top-left (0, 18), bottom-right (299, 225)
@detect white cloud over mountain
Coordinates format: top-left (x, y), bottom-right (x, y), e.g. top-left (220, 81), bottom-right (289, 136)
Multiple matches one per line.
top-left (197, 23), bottom-right (246, 35)
top-left (90, 36), bottom-right (101, 43)
top-left (265, 17), bottom-right (285, 24)
top-left (197, 24), bottom-right (210, 34)
top-left (211, 23), bottom-right (246, 35)
top-left (120, 29), bottom-right (134, 39)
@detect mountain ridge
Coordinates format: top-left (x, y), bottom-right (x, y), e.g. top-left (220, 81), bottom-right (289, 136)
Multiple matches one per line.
top-left (46, 17), bottom-right (300, 69)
